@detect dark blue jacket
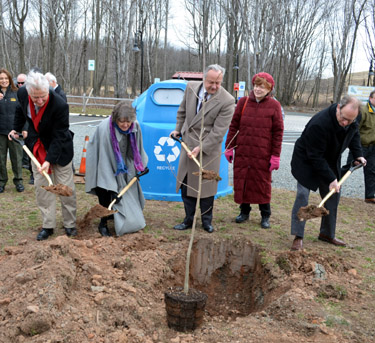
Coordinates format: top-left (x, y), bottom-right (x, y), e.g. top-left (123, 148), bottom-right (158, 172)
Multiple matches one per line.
top-left (0, 86), bottom-right (18, 135)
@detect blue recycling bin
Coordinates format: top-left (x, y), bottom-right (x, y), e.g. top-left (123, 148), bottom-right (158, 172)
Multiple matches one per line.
top-left (133, 80), bottom-right (232, 201)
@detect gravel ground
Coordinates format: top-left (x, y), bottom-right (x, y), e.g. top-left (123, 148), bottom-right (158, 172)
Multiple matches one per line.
top-left (70, 112), bottom-right (366, 201)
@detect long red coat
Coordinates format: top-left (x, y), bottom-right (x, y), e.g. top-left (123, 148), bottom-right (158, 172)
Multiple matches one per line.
top-left (225, 92), bottom-right (284, 204)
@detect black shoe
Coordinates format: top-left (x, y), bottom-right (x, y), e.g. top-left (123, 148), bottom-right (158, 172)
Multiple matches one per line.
top-left (64, 227), bottom-right (77, 237)
top-left (261, 216), bottom-right (270, 229)
top-left (235, 213), bottom-right (249, 223)
top-left (37, 228), bottom-right (54, 241)
top-left (203, 225), bottom-right (214, 233)
top-left (98, 222), bottom-right (111, 237)
top-left (0, 186), bottom-right (4, 193)
top-left (29, 174), bottom-right (34, 185)
top-left (16, 184), bottom-right (25, 192)
top-left (173, 222), bottom-right (192, 230)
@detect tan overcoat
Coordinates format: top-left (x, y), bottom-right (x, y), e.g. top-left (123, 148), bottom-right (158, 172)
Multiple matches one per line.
top-left (175, 81), bottom-right (235, 198)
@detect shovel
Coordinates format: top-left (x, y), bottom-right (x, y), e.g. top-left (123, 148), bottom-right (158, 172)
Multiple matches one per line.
top-left (170, 134), bottom-right (221, 181)
top-left (10, 134), bottom-right (73, 196)
top-left (79, 167), bottom-right (150, 227)
top-left (297, 161), bottom-right (364, 221)
top-left (108, 167), bottom-right (149, 211)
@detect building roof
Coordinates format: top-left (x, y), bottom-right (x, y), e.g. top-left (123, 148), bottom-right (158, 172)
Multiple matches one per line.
top-left (172, 71), bottom-right (203, 81)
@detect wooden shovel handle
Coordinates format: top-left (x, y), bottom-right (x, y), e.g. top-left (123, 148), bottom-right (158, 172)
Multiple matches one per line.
top-left (107, 168), bottom-right (150, 210)
top-left (170, 134), bottom-right (201, 168)
top-left (22, 145), bottom-right (53, 186)
top-left (181, 141), bottom-right (201, 168)
top-left (318, 170), bottom-right (352, 208)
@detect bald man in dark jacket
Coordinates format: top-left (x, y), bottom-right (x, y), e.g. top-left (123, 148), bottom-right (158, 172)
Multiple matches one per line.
top-left (290, 95), bottom-right (366, 251)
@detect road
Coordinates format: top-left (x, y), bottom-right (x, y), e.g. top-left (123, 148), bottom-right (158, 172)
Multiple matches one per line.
top-left (69, 111), bottom-right (366, 200)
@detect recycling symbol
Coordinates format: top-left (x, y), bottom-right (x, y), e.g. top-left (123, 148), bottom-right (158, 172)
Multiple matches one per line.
top-left (154, 137), bottom-right (180, 163)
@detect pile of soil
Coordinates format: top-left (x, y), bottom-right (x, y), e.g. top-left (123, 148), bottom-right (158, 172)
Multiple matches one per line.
top-left (0, 231), bottom-right (373, 342)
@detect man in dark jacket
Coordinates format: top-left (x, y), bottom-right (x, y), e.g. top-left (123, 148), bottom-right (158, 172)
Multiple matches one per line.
top-left (8, 71), bottom-right (76, 241)
top-left (45, 72), bottom-right (67, 102)
top-left (290, 95), bottom-right (366, 251)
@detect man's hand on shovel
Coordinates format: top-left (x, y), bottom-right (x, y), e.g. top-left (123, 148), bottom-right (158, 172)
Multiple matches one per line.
top-left (329, 179), bottom-right (340, 194)
top-left (8, 130), bottom-right (19, 141)
top-left (297, 159), bottom-right (366, 221)
top-left (170, 134), bottom-right (222, 181)
top-left (39, 161), bottom-right (51, 176)
top-left (188, 146), bottom-right (200, 160)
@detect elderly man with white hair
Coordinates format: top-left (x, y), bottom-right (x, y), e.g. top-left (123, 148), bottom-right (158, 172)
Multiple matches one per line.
top-left (8, 71), bottom-right (76, 241)
top-left (45, 72), bottom-right (67, 102)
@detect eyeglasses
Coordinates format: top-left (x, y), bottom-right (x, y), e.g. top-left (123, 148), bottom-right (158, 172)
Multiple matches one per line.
top-left (29, 93), bottom-right (49, 100)
top-left (17, 81), bottom-right (25, 85)
top-left (339, 109), bottom-right (355, 125)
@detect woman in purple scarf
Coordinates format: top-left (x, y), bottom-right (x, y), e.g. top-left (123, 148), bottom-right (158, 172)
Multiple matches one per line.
top-left (85, 101), bottom-right (148, 236)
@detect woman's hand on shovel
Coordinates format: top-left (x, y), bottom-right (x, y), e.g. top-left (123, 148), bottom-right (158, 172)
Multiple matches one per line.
top-left (110, 191), bottom-right (121, 205)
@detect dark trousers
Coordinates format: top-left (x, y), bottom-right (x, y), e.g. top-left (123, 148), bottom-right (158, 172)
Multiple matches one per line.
top-left (180, 177), bottom-right (214, 227)
top-left (347, 147), bottom-right (375, 199)
top-left (95, 187), bottom-right (115, 223)
top-left (0, 134), bottom-right (23, 186)
top-left (239, 203), bottom-right (271, 217)
top-left (363, 146), bottom-right (375, 199)
top-left (291, 181), bottom-right (340, 239)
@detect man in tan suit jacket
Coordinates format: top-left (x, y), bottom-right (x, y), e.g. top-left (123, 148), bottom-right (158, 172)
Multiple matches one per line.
top-left (170, 64), bottom-right (235, 233)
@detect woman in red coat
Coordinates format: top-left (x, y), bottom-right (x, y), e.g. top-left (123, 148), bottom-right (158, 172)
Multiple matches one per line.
top-left (225, 72), bottom-right (284, 228)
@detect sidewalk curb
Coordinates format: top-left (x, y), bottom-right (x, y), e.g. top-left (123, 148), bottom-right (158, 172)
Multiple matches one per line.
top-left (70, 113), bottom-right (110, 117)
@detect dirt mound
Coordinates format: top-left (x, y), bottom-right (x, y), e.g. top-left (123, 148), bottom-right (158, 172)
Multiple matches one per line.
top-left (1, 232), bottom-right (372, 343)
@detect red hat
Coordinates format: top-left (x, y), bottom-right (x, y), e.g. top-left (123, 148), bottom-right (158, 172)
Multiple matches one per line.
top-left (252, 72), bottom-right (275, 90)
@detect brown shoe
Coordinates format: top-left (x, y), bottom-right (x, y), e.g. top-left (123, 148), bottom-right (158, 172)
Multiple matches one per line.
top-left (318, 234), bottom-right (346, 246)
top-left (291, 237), bottom-right (303, 251)
top-left (365, 198), bottom-right (375, 204)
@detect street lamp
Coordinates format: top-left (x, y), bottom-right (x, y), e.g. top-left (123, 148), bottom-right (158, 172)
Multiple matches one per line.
top-left (133, 31), bottom-right (144, 94)
top-left (367, 59), bottom-right (374, 87)
top-left (233, 54), bottom-right (239, 103)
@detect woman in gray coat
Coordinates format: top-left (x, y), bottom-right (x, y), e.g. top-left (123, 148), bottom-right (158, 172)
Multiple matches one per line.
top-left (85, 101), bottom-right (148, 236)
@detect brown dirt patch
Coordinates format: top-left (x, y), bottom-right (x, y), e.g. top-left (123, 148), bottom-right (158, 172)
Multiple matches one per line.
top-left (1, 182), bottom-right (375, 342)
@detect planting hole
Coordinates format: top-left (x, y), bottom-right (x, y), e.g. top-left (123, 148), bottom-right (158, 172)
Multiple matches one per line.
top-left (186, 238), bottom-right (280, 320)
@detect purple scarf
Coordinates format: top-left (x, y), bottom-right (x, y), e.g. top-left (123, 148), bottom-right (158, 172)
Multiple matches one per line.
top-left (109, 117), bottom-right (144, 176)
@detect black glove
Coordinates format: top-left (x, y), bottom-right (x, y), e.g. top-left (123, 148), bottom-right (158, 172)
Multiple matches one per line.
top-left (110, 191), bottom-right (121, 204)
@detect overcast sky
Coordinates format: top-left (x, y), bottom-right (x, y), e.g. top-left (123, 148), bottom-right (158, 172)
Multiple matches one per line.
top-left (168, 0), bottom-right (370, 75)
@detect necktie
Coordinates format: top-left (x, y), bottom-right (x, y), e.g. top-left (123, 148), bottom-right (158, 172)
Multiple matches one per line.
top-left (198, 92), bottom-right (208, 113)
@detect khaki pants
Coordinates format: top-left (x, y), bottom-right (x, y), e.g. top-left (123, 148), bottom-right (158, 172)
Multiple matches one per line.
top-left (32, 161), bottom-right (76, 229)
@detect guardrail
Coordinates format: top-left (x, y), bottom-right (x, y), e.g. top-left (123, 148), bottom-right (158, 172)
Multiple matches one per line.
top-left (67, 93), bottom-right (134, 114)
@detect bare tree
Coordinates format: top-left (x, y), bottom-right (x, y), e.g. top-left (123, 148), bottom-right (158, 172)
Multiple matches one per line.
top-left (8, 0), bottom-right (29, 73)
top-left (364, 0), bottom-right (375, 86)
top-left (0, 1), bottom-right (13, 71)
top-left (329, 0), bottom-right (368, 102)
top-left (111, 0), bottom-right (137, 97)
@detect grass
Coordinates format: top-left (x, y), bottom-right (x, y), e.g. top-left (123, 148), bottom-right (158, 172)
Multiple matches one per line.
top-left (70, 106), bottom-right (111, 116)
